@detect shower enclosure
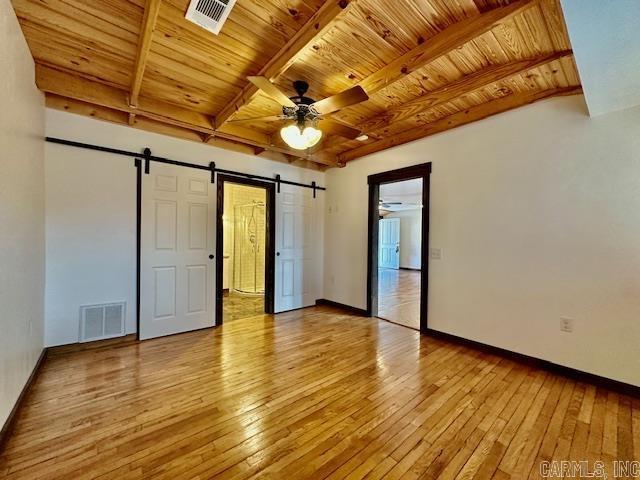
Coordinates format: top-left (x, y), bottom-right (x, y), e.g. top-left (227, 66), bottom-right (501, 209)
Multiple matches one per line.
top-left (232, 201), bottom-right (266, 295)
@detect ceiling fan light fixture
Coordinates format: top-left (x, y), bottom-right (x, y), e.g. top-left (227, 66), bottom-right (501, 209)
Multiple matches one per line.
top-left (280, 123), bottom-right (323, 150)
top-left (302, 125), bottom-right (322, 147)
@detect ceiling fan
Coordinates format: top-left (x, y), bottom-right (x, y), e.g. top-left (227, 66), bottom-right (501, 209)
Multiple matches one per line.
top-left (228, 77), bottom-right (369, 150)
top-left (379, 199), bottom-right (402, 209)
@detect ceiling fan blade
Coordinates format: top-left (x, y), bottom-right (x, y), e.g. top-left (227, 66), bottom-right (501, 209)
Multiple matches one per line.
top-left (227, 115), bottom-right (288, 124)
top-left (310, 86), bottom-right (369, 115)
top-left (247, 76), bottom-right (296, 107)
top-left (320, 118), bottom-right (362, 140)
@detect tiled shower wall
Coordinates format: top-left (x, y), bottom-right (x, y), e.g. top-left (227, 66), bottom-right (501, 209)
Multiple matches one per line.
top-left (223, 183), bottom-right (266, 294)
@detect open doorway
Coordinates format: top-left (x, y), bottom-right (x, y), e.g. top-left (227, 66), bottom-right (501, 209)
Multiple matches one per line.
top-left (377, 179), bottom-right (423, 329)
top-left (367, 164), bottom-right (431, 333)
top-left (216, 175), bottom-right (275, 324)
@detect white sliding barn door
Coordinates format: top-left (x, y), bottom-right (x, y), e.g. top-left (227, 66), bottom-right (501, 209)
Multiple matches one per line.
top-left (379, 218), bottom-right (400, 269)
top-left (274, 184), bottom-right (319, 312)
top-left (140, 164), bottom-right (215, 340)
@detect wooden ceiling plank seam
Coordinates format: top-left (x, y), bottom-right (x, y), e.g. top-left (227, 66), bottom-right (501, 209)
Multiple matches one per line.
top-left (13, 0), bottom-right (140, 42)
top-left (146, 47), bottom-right (246, 90)
top-left (158, 2), bottom-right (280, 66)
top-left (28, 0), bottom-right (136, 47)
top-left (350, 2), bottom-right (418, 54)
top-left (17, 19), bottom-right (137, 73)
top-left (537, 0), bottom-right (571, 51)
top-left (513, 7), bottom-right (550, 55)
top-left (12, 0), bottom-right (138, 55)
top-left (135, 75), bottom-right (224, 114)
top-left (337, 86), bottom-right (583, 163)
top-left (153, 19), bottom-right (264, 72)
top-left (231, 1), bottom-right (303, 39)
top-left (323, 49), bottom-right (572, 150)
top-left (214, 0), bottom-right (355, 128)
top-left (130, 0), bottom-right (162, 107)
top-left (31, 58), bottom-right (129, 91)
top-left (23, 36), bottom-right (133, 88)
top-left (477, 31), bottom-right (513, 64)
top-left (356, 0), bottom-right (538, 97)
top-left (293, 26), bottom-right (385, 80)
top-left (479, 19), bottom-right (526, 61)
top-left (140, 62), bottom-right (235, 108)
top-left (19, 18), bottom-right (137, 61)
top-left (55, 0), bottom-right (143, 33)
top-left (559, 55), bottom-right (580, 85)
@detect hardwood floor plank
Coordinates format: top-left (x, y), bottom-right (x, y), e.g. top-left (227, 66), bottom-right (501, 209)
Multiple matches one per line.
top-left (0, 306), bottom-right (637, 479)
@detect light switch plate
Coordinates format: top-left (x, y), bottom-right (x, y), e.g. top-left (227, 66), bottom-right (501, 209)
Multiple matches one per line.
top-left (430, 248), bottom-right (442, 260)
top-left (560, 317), bottom-right (574, 333)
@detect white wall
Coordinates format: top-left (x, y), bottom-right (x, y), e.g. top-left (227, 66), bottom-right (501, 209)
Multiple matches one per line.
top-left (324, 95), bottom-right (640, 387)
top-left (561, 0), bottom-right (640, 117)
top-left (45, 109), bottom-right (324, 346)
top-left (0, 2), bottom-right (45, 426)
top-left (384, 209), bottom-right (422, 270)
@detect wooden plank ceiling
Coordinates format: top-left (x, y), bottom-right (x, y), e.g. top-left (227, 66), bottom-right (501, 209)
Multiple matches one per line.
top-left (13, 0), bottom-right (580, 170)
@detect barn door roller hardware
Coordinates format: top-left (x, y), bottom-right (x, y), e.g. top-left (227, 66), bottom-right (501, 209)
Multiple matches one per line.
top-left (46, 137), bottom-right (325, 194)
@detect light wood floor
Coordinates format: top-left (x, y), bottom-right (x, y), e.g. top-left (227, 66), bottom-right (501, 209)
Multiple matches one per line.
top-left (378, 268), bottom-right (421, 330)
top-left (1, 306), bottom-right (638, 479)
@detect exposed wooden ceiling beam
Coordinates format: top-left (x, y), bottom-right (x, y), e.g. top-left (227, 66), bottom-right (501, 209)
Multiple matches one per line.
top-left (130, 0), bottom-right (162, 108)
top-left (45, 94), bottom-right (327, 171)
top-left (357, 0), bottom-right (537, 97)
top-left (337, 86), bottom-right (582, 163)
top-left (37, 65), bottom-right (214, 132)
top-left (214, 0), bottom-right (354, 128)
top-left (323, 50), bottom-right (572, 151)
top-left (36, 65), bottom-right (337, 166)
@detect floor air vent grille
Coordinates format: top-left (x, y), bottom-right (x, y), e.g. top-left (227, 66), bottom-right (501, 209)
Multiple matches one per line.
top-left (80, 302), bottom-right (126, 342)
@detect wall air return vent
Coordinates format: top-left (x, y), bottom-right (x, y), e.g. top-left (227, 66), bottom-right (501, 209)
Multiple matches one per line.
top-left (79, 302), bottom-right (126, 342)
top-left (185, 0), bottom-right (237, 35)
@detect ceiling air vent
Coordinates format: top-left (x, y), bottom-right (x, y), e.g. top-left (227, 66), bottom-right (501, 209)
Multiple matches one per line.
top-left (185, 0), bottom-right (237, 35)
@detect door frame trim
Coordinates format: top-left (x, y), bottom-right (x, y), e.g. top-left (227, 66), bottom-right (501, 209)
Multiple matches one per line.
top-left (216, 174), bottom-right (276, 325)
top-left (367, 163), bottom-right (432, 333)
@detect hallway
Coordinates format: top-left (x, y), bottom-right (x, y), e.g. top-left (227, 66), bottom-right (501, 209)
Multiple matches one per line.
top-left (377, 268), bottom-right (421, 330)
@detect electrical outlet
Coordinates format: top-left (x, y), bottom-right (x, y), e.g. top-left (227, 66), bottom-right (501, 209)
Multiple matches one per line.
top-left (560, 317), bottom-right (573, 333)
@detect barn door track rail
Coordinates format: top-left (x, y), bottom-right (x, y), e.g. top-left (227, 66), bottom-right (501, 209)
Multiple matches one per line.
top-left (45, 137), bottom-right (326, 193)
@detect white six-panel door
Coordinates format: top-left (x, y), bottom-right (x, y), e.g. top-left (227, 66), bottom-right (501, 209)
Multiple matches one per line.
top-left (274, 184), bottom-right (319, 312)
top-left (379, 218), bottom-right (400, 269)
top-left (140, 164), bottom-right (215, 340)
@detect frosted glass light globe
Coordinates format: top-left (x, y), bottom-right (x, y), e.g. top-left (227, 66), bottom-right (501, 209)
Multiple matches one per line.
top-left (280, 124), bottom-right (323, 150)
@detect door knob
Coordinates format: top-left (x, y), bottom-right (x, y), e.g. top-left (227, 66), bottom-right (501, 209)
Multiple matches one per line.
top-left (209, 254), bottom-right (214, 259)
